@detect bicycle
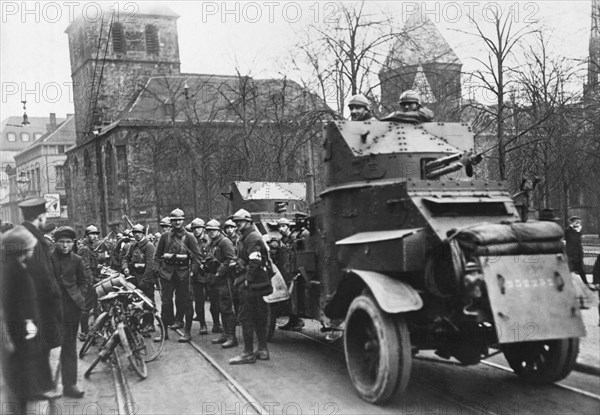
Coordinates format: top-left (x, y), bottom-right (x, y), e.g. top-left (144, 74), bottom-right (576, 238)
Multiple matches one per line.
top-left (80, 273), bottom-right (166, 362)
top-left (84, 289), bottom-right (148, 379)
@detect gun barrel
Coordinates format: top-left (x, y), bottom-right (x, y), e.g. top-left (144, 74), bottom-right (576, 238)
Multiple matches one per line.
top-left (425, 153), bottom-right (462, 171)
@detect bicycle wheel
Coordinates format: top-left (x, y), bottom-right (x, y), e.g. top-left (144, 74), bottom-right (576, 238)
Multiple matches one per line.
top-left (139, 312), bottom-right (165, 362)
top-left (84, 334), bottom-right (114, 378)
top-left (119, 324), bottom-right (148, 379)
top-left (80, 311), bottom-right (109, 358)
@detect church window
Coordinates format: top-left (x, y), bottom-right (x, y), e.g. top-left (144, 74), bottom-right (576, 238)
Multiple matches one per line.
top-left (145, 25), bottom-right (159, 55)
top-left (112, 22), bottom-right (126, 54)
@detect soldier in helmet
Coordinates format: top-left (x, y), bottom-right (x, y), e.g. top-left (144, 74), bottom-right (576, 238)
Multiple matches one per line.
top-left (204, 220), bottom-right (238, 348)
top-left (348, 94), bottom-right (375, 121)
top-left (159, 217), bottom-right (172, 234)
top-left (223, 219), bottom-right (239, 246)
top-left (229, 209), bottom-right (273, 365)
top-left (154, 208), bottom-right (202, 342)
top-left (122, 224), bottom-right (156, 302)
top-left (78, 224), bottom-right (100, 341)
top-left (274, 217), bottom-right (305, 331)
top-left (190, 218), bottom-right (217, 335)
top-left (382, 90), bottom-right (434, 123)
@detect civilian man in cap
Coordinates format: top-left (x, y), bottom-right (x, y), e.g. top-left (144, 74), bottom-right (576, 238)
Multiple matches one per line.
top-left (154, 208), bottom-right (202, 342)
top-left (78, 224), bottom-right (100, 340)
top-left (229, 209), bottom-right (272, 364)
top-left (204, 219), bottom-right (237, 348)
top-left (1, 225), bottom-right (44, 403)
top-left (274, 217), bottom-right (304, 331)
top-left (123, 224), bottom-right (156, 302)
top-left (565, 216), bottom-right (588, 286)
top-left (348, 94), bottom-right (375, 121)
top-left (51, 226), bottom-right (90, 398)
top-left (17, 197), bottom-right (63, 398)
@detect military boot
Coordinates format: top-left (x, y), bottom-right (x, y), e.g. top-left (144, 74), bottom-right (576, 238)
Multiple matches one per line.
top-left (177, 330), bottom-right (191, 342)
top-left (211, 335), bottom-right (227, 344)
top-left (228, 352), bottom-right (255, 365)
top-left (254, 349), bottom-right (269, 360)
top-left (221, 338), bottom-right (238, 349)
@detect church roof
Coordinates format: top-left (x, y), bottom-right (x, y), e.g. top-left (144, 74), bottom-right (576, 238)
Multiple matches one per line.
top-left (234, 182), bottom-right (306, 201)
top-left (383, 14), bottom-right (461, 70)
top-left (116, 74), bottom-right (325, 126)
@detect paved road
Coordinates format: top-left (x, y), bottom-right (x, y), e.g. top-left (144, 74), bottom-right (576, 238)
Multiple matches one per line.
top-left (127, 316), bottom-right (599, 415)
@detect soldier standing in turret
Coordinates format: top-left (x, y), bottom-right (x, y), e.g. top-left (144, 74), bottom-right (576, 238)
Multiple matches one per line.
top-left (348, 94), bottom-right (375, 121)
top-left (229, 209), bottom-right (273, 364)
top-left (122, 224), bottom-right (156, 302)
top-left (382, 90), bottom-right (434, 123)
top-left (154, 209), bottom-right (202, 342)
top-left (78, 225), bottom-right (100, 341)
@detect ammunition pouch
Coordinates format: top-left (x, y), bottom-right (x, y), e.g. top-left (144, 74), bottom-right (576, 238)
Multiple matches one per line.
top-left (164, 253), bottom-right (189, 266)
top-left (131, 263), bottom-right (146, 273)
top-left (192, 270), bottom-right (207, 284)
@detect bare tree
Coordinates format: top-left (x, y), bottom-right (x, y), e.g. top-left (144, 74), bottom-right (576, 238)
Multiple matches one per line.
top-left (290, 2), bottom-right (402, 116)
top-left (461, 6), bottom-right (539, 180)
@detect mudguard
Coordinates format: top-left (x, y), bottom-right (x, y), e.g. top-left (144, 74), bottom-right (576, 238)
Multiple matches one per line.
top-left (347, 269), bottom-right (423, 313)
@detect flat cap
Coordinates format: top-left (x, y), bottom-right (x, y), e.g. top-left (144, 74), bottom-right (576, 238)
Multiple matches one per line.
top-left (569, 216), bottom-right (582, 223)
top-left (54, 226), bottom-right (76, 240)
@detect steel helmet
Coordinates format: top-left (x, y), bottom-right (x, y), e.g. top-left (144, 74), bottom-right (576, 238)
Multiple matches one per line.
top-left (348, 94), bottom-right (370, 109)
top-left (169, 208), bottom-right (185, 221)
top-left (85, 225), bottom-right (100, 235)
top-left (205, 219), bottom-right (221, 230)
top-left (190, 218), bottom-right (205, 229)
top-left (131, 224), bottom-right (145, 233)
top-left (224, 219), bottom-right (236, 228)
top-left (54, 226), bottom-right (76, 240)
top-left (185, 224), bottom-right (192, 232)
top-left (160, 217), bottom-right (171, 227)
top-left (232, 209), bottom-right (252, 222)
top-left (123, 229), bottom-right (133, 238)
top-left (399, 90), bottom-right (421, 105)
top-left (277, 217), bottom-right (291, 226)
top-left (154, 232), bottom-right (162, 239)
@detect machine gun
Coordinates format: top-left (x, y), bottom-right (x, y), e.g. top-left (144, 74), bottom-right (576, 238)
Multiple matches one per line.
top-left (424, 151), bottom-right (484, 179)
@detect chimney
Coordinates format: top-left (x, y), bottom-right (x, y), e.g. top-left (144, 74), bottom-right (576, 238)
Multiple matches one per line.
top-left (47, 113), bottom-right (57, 131)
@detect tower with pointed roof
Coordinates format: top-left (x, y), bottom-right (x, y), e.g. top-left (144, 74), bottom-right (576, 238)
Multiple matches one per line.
top-left (584, 0), bottom-right (599, 102)
top-left (379, 13), bottom-right (462, 121)
top-left (65, 5), bottom-right (181, 144)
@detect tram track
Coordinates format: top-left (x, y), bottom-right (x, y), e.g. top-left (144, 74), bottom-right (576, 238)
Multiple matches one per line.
top-left (295, 328), bottom-right (600, 405)
top-left (175, 328), bottom-right (269, 415)
top-left (110, 349), bottom-right (136, 415)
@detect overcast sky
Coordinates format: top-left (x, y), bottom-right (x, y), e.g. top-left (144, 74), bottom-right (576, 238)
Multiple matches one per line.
top-left (0, 1), bottom-right (594, 121)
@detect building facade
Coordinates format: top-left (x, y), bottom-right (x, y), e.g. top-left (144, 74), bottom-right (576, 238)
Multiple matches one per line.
top-left (0, 114), bottom-right (65, 224)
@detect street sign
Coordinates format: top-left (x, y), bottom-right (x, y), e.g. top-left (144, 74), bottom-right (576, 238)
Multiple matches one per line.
top-left (44, 193), bottom-right (60, 218)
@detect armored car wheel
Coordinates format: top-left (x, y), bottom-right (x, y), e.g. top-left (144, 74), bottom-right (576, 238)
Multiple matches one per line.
top-left (502, 338), bottom-right (579, 384)
top-left (344, 294), bottom-right (412, 404)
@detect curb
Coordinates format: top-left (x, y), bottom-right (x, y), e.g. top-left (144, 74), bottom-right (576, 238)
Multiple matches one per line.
top-left (575, 363), bottom-right (600, 377)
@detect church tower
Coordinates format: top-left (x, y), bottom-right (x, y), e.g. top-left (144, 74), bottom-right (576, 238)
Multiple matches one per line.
top-left (379, 13), bottom-right (462, 121)
top-left (584, 0), bottom-right (599, 102)
top-left (65, 5), bottom-right (181, 144)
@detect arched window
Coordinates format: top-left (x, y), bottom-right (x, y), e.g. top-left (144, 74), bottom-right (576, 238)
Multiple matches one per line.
top-left (145, 24), bottom-right (159, 55)
top-left (112, 22), bottom-right (126, 54)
